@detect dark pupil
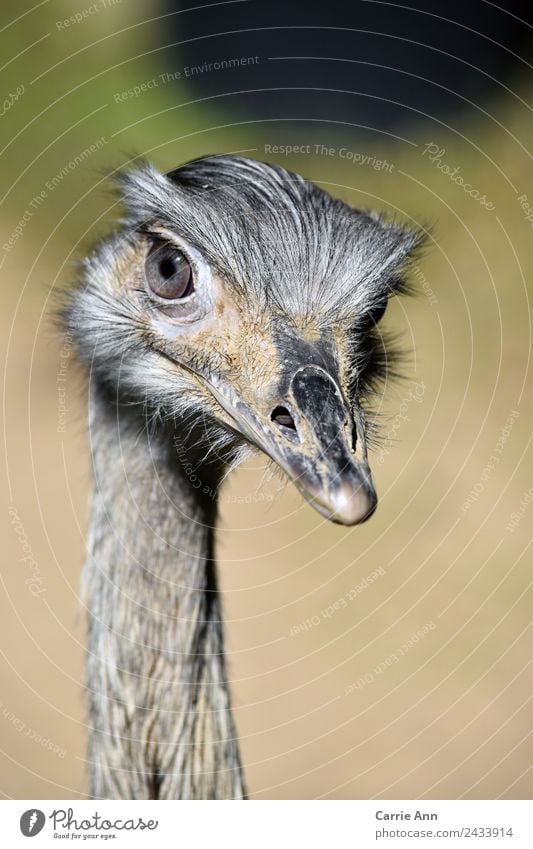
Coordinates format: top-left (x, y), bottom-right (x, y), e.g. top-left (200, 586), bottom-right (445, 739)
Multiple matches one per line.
top-left (159, 257), bottom-right (178, 280)
top-left (146, 241), bottom-right (193, 300)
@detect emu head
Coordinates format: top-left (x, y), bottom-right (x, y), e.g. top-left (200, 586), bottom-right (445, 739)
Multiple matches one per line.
top-left (65, 155), bottom-right (422, 525)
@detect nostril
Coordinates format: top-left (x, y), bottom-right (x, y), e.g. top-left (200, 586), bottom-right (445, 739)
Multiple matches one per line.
top-left (271, 405), bottom-right (297, 431)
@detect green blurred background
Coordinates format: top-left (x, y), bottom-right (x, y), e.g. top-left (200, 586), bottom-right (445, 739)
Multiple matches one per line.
top-left (1, 0), bottom-right (531, 799)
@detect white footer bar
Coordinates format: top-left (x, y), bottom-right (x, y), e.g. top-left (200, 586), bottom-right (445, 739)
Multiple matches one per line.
top-left (2, 799), bottom-right (531, 848)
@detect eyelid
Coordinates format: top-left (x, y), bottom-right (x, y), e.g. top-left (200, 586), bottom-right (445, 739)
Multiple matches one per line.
top-left (147, 226), bottom-right (196, 257)
top-left (144, 225), bottom-right (230, 284)
top-left (145, 227), bottom-right (212, 279)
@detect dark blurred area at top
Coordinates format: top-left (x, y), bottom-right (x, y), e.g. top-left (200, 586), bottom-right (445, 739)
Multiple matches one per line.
top-left (160, 0), bottom-right (532, 135)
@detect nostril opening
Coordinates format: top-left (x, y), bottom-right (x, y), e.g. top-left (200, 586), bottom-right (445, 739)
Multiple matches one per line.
top-left (271, 405), bottom-right (297, 431)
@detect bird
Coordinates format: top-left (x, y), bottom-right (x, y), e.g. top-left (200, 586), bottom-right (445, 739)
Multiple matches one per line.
top-left (62, 154), bottom-right (423, 800)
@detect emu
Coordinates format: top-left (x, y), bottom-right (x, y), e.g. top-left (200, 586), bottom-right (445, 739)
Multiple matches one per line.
top-left (63, 154), bottom-right (422, 799)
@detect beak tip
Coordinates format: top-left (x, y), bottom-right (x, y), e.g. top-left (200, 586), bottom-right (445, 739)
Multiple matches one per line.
top-left (328, 483), bottom-right (377, 526)
top-left (306, 480), bottom-right (377, 526)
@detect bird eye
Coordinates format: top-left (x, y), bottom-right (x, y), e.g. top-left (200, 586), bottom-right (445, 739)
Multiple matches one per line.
top-left (145, 240), bottom-right (194, 300)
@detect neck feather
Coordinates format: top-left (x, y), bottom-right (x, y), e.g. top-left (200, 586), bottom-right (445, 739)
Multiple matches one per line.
top-left (84, 380), bottom-right (246, 800)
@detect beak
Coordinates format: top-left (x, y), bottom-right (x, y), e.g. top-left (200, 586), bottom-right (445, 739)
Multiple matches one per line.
top-left (279, 365), bottom-right (377, 524)
top-left (209, 364), bottom-right (377, 526)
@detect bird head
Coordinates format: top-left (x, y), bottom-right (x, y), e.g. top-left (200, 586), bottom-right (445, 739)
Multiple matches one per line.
top-left (65, 155), bottom-right (423, 525)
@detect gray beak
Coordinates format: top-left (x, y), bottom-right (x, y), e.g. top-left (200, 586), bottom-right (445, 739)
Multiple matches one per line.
top-left (274, 365), bottom-right (377, 525)
top-left (210, 362), bottom-right (377, 526)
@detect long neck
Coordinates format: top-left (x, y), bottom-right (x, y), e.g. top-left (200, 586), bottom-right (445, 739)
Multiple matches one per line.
top-left (85, 382), bottom-right (246, 799)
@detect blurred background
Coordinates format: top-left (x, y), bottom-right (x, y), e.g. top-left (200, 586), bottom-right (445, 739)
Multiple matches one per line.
top-left (1, 0), bottom-right (531, 799)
